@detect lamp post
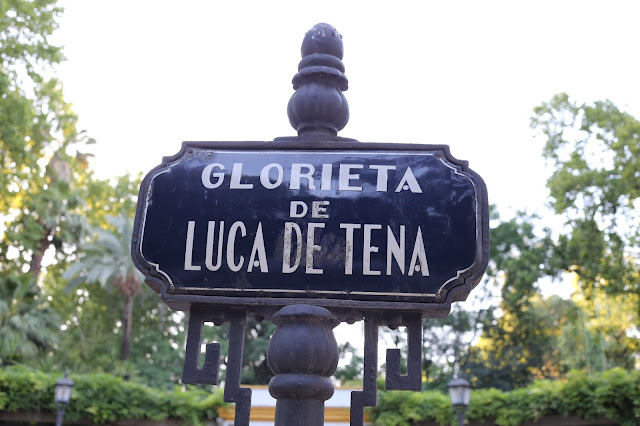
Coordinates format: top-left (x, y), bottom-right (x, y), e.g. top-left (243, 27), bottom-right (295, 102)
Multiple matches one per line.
top-left (54, 371), bottom-right (74, 426)
top-left (448, 377), bottom-right (471, 426)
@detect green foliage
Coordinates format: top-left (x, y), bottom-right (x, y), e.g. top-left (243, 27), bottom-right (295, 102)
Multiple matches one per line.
top-left (335, 342), bottom-right (364, 384)
top-left (532, 93), bottom-right (640, 297)
top-left (63, 214), bottom-right (145, 361)
top-left (371, 368), bottom-right (640, 426)
top-left (488, 207), bottom-right (555, 309)
top-left (0, 0), bottom-right (97, 282)
top-left (0, 274), bottom-right (59, 365)
top-left (372, 390), bottom-right (452, 425)
top-left (64, 215), bottom-right (143, 291)
top-left (456, 207), bottom-right (563, 390)
top-left (241, 317), bottom-right (276, 384)
top-left (0, 366), bottom-right (225, 425)
top-left (527, 93), bottom-right (640, 376)
top-left (467, 295), bottom-right (585, 390)
top-left (557, 299), bottom-right (608, 373)
top-left (421, 297), bottom-right (495, 391)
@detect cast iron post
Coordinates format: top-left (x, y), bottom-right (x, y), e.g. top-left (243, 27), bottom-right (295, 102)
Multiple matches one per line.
top-left (268, 23), bottom-right (347, 424)
top-left (268, 305), bottom-right (339, 425)
top-left (131, 20), bottom-right (489, 426)
top-left (286, 22), bottom-right (349, 141)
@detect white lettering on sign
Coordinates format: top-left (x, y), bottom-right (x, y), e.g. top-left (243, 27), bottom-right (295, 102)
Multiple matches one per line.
top-left (226, 221), bottom-right (246, 271)
top-left (183, 221), bottom-right (431, 277)
top-left (311, 201), bottom-right (330, 219)
top-left (321, 164), bottom-right (332, 190)
top-left (339, 223), bottom-right (361, 275)
top-left (290, 201), bottom-right (330, 219)
top-left (229, 163), bottom-right (253, 189)
top-left (408, 227), bottom-right (429, 276)
top-left (260, 163), bottom-right (284, 189)
top-left (363, 224), bottom-right (382, 276)
top-left (200, 162), bottom-right (424, 193)
top-left (282, 222), bottom-right (302, 273)
top-left (289, 201), bottom-right (308, 218)
top-left (290, 164), bottom-right (316, 190)
top-left (395, 167), bottom-right (422, 193)
top-left (338, 164), bottom-right (364, 191)
top-left (369, 165), bottom-right (396, 192)
top-left (387, 225), bottom-right (405, 275)
top-left (201, 164), bottom-right (225, 189)
top-left (186, 155), bottom-right (436, 279)
top-left (184, 221), bottom-right (201, 271)
top-left (205, 220), bottom-right (224, 271)
top-left (306, 223), bottom-right (325, 275)
top-left (247, 223), bottom-right (268, 272)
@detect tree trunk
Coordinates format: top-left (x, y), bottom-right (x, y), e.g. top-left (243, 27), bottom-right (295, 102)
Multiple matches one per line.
top-left (29, 233), bottom-right (51, 289)
top-left (120, 294), bottom-right (135, 360)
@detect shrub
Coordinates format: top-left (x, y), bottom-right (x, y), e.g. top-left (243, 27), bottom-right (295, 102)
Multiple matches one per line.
top-left (0, 366), bottom-right (226, 425)
top-left (370, 368), bottom-right (640, 426)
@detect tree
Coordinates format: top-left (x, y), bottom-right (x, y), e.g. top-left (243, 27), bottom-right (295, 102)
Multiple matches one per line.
top-left (335, 342), bottom-right (364, 385)
top-left (562, 281), bottom-right (640, 371)
top-left (1, 1), bottom-right (95, 285)
top-left (531, 93), bottom-right (640, 370)
top-left (241, 317), bottom-right (276, 384)
top-left (421, 303), bottom-right (494, 391)
top-left (0, 274), bottom-right (60, 365)
top-left (364, 205), bottom-right (557, 391)
top-left (531, 93), bottom-right (640, 299)
top-left (459, 207), bottom-right (558, 390)
top-left (467, 294), bottom-right (581, 390)
top-left (63, 215), bottom-right (145, 361)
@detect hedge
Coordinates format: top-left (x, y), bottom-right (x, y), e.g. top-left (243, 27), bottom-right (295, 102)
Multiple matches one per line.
top-left (2, 367), bottom-right (639, 425)
top-left (371, 368), bottom-right (640, 426)
top-left (0, 366), bottom-right (225, 425)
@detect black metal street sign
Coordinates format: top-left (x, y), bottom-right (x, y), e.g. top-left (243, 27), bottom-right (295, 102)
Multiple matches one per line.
top-left (132, 141), bottom-right (489, 312)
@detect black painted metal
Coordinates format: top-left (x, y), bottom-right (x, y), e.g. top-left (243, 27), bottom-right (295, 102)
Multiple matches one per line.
top-left (455, 406), bottom-right (467, 426)
top-left (349, 312), bottom-right (424, 425)
top-left (350, 313), bottom-right (380, 426)
top-left (181, 306), bottom-right (223, 385)
top-left (130, 22), bottom-right (488, 426)
top-left (55, 406), bottom-right (65, 426)
top-left (385, 313), bottom-right (422, 391)
top-left (135, 146), bottom-right (483, 304)
top-left (267, 304), bottom-right (339, 426)
top-left (223, 310), bottom-right (252, 425)
top-left (181, 305), bottom-right (251, 424)
top-left (131, 141), bottom-right (489, 318)
top-left (287, 23), bottom-right (349, 140)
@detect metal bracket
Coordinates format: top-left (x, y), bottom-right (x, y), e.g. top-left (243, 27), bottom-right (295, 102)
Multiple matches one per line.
top-left (350, 313), bottom-right (380, 426)
top-left (350, 311), bottom-right (423, 426)
top-left (223, 310), bottom-right (252, 426)
top-left (385, 312), bottom-right (422, 391)
top-left (181, 305), bottom-right (252, 426)
top-left (182, 305), bottom-right (224, 385)
top-left (182, 305), bottom-right (423, 426)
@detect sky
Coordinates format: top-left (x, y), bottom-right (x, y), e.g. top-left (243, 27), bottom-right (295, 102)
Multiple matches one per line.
top-left (52, 0), bottom-right (640, 218)
top-left (50, 1), bottom-right (640, 354)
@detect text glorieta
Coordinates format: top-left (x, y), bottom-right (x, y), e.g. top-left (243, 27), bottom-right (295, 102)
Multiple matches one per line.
top-left (182, 161), bottom-right (431, 277)
top-left (201, 162), bottom-right (424, 193)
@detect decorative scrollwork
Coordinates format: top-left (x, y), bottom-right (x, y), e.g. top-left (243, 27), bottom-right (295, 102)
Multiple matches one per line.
top-left (181, 305), bottom-right (251, 426)
top-left (350, 311), bottom-right (423, 426)
top-left (350, 313), bottom-right (381, 426)
top-left (385, 313), bottom-right (422, 391)
top-left (181, 305), bottom-right (224, 385)
top-left (223, 310), bottom-right (252, 426)
top-left (183, 304), bottom-right (424, 426)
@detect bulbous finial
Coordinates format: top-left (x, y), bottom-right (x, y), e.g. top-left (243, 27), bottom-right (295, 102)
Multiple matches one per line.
top-left (300, 23), bottom-right (344, 59)
top-left (287, 23), bottom-right (349, 140)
